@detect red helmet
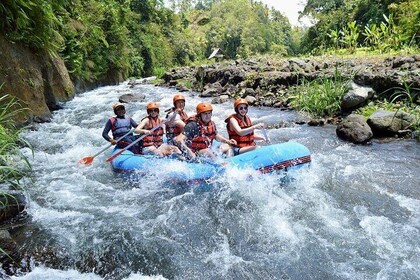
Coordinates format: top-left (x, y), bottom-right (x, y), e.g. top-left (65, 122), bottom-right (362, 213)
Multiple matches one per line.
top-left (196, 102), bottom-right (213, 114)
top-left (173, 94), bottom-right (186, 106)
top-left (234, 98), bottom-right (248, 111)
top-left (146, 102), bottom-right (159, 112)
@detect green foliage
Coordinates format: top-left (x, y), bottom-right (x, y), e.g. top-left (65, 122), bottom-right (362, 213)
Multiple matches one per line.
top-left (0, 93), bottom-right (32, 190)
top-left (288, 68), bottom-right (351, 117)
top-left (301, 0), bottom-right (420, 55)
top-left (0, 0), bottom-right (66, 54)
top-left (60, 0), bottom-right (132, 81)
top-left (357, 81), bottom-right (420, 131)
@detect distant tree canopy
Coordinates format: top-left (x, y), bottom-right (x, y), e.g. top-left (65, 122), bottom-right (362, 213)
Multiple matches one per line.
top-left (300, 0), bottom-right (420, 53)
top-left (0, 0), bottom-right (418, 82)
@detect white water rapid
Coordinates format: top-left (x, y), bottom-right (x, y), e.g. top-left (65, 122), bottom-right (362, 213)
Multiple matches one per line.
top-left (7, 82), bottom-right (419, 280)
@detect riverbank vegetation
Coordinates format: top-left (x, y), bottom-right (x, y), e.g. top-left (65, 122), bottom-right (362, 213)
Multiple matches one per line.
top-left (0, 93), bottom-right (32, 191)
top-left (1, 0), bottom-right (418, 79)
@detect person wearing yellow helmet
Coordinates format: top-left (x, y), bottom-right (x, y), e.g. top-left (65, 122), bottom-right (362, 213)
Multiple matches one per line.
top-left (224, 98), bottom-right (267, 156)
top-left (102, 102), bottom-right (139, 153)
top-left (135, 101), bottom-right (181, 157)
top-left (174, 102), bottom-right (236, 160)
top-left (165, 94), bottom-right (189, 145)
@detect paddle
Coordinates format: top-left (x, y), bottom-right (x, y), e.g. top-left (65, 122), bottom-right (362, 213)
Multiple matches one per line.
top-left (78, 128), bottom-right (135, 165)
top-left (261, 127), bottom-right (271, 144)
top-left (106, 112), bottom-right (177, 163)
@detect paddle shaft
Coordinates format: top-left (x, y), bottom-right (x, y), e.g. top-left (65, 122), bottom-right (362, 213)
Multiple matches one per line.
top-left (106, 113), bottom-right (177, 162)
top-left (261, 128), bottom-right (271, 144)
top-left (91, 128), bottom-right (135, 158)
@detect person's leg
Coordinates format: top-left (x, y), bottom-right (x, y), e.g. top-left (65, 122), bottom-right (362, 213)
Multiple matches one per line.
top-left (238, 145), bottom-right (260, 154)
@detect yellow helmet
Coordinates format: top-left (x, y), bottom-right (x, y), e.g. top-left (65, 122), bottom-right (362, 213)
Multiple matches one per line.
top-left (113, 102), bottom-right (125, 113)
top-left (196, 102), bottom-right (213, 114)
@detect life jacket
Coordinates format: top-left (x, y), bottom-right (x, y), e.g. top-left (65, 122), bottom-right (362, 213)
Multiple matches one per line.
top-left (110, 117), bottom-right (132, 138)
top-left (225, 114), bottom-right (255, 148)
top-left (166, 109), bottom-right (189, 140)
top-left (142, 116), bottom-right (164, 147)
top-left (186, 115), bottom-right (217, 152)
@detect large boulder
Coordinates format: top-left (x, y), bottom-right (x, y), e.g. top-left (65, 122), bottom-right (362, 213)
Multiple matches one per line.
top-left (341, 82), bottom-right (374, 111)
top-left (367, 110), bottom-right (416, 136)
top-left (336, 114), bottom-right (373, 143)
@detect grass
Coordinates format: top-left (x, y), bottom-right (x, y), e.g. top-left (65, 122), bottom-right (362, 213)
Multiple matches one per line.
top-left (288, 67), bottom-right (351, 118)
top-left (0, 93), bottom-right (33, 190)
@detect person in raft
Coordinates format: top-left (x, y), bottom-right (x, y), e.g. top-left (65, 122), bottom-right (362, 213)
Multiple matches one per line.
top-left (174, 102), bottom-right (236, 160)
top-left (225, 98), bottom-right (268, 156)
top-left (165, 94), bottom-right (189, 145)
top-left (102, 102), bottom-right (139, 153)
top-left (134, 101), bottom-right (181, 157)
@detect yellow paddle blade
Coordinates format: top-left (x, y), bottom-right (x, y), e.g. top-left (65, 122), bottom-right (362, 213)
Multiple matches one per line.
top-left (78, 156), bottom-right (94, 165)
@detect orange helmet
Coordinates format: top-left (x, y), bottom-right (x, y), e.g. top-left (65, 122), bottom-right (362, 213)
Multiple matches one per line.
top-left (173, 94), bottom-right (186, 106)
top-left (146, 102), bottom-right (159, 112)
top-left (113, 102), bottom-right (125, 113)
top-left (234, 98), bottom-right (248, 111)
top-left (196, 102), bottom-right (213, 114)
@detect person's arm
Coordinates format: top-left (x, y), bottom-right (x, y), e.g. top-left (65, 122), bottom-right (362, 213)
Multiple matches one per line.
top-left (102, 119), bottom-right (116, 144)
top-left (130, 118), bottom-right (138, 128)
top-left (134, 118), bottom-right (150, 134)
top-left (215, 133), bottom-right (237, 146)
top-left (174, 133), bottom-right (196, 160)
top-left (229, 118), bottom-right (264, 136)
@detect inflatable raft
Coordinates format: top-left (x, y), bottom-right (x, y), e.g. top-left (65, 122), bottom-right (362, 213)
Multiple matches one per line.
top-left (111, 141), bottom-right (311, 182)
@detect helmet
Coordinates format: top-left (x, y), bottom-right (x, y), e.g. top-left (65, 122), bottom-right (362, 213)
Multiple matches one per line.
top-left (234, 98), bottom-right (248, 111)
top-left (173, 94), bottom-right (186, 106)
top-left (146, 102), bottom-right (159, 111)
top-left (113, 102), bottom-right (125, 113)
top-left (196, 102), bottom-right (213, 114)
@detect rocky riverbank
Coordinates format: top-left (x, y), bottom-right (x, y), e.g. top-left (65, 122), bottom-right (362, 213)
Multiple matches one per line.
top-left (159, 54), bottom-right (419, 143)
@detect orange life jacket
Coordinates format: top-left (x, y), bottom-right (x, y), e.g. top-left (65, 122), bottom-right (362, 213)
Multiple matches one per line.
top-left (142, 116), bottom-right (164, 147)
top-left (225, 114), bottom-right (255, 148)
top-left (166, 109), bottom-right (189, 138)
top-left (186, 115), bottom-right (217, 152)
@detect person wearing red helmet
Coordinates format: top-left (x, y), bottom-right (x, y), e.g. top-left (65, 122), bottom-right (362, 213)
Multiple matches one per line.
top-left (225, 98), bottom-right (267, 156)
top-left (165, 94), bottom-right (189, 145)
top-left (135, 102), bottom-right (181, 157)
top-left (175, 102), bottom-right (236, 160)
top-left (102, 102), bottom-right (139, 153)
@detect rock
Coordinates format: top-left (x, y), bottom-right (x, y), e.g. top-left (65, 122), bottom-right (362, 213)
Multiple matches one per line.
top-left (119, 93), bottom-right (145, 103)
top-left (336, 114), bottom-right (373, 143)
top-left (0, 192), bottom-right (27, 223)
top-left (367, 110), bottom-right (416, 136)
top-left (211, 95), bottom-right (229, 104)
top-left (341, 82), bottom-right (374, 111)
top-left (244, 96), bottom-right (257, 105)
top-left (308, 118), bottom-right (325, 126)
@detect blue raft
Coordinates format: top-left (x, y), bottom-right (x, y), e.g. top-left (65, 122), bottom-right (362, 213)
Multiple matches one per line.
top-left (111, 141), bottom-right (311, 182)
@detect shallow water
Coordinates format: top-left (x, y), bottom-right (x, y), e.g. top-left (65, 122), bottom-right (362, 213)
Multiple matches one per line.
top-left (5, 82), bottom-right (419, 279)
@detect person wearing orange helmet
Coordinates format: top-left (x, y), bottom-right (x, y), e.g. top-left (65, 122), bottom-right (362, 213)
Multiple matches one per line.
top-left (135, 101), bottom-right (181, 157)
top-left (175, 102), bottom-right (236, 160)
top-left (165, 94), bottom-right (189, 145)
top-left (102, 102), bottom-right (139, 153)
top-left (224, 98), bottom-right (267, 156)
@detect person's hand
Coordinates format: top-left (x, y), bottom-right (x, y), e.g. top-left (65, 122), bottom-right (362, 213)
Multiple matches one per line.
top-left (110, 139), bottom-right (117, 145)
top-left (227, 139), bottom-right (237, 146)
top-left (254, 123), bottom-right (264, 129)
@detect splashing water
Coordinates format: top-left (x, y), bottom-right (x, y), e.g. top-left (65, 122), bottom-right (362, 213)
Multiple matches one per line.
top-left (7, 82), bottom-right (419, 279)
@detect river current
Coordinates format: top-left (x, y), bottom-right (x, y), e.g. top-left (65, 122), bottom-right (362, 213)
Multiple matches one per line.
top-left (7, 82), bottom-right (420, 279)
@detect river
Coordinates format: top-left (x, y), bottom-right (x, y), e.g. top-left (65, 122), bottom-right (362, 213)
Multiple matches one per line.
top-left (8, 82), bottom-right (420, 279)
